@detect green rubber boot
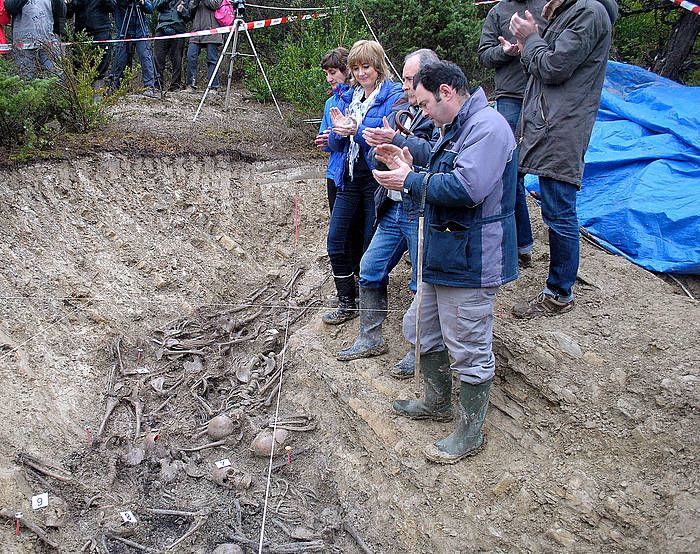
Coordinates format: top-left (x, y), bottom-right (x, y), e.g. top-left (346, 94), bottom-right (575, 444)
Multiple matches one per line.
top-left (392, 350), bottom-right (453, 422)
top-left (424, 379), bottom-right (492, 464)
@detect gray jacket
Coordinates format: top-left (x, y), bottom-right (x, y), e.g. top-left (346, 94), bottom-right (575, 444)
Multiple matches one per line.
top-left (477, 0), bottom-right (547, 99)
top-left (189, 0), bottom-right (222, 44)
top-left (518, 0), bottom-right (618, 187)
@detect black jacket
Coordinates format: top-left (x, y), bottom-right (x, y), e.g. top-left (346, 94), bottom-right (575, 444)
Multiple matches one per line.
top-left (154, 0), bottom-right (190, 35)
top-left (6, 0), bottom-right (66, 37)
top-left (67, 0), bottom-right (113, 35)
top-left (477, 0), bottom-right (547, 99)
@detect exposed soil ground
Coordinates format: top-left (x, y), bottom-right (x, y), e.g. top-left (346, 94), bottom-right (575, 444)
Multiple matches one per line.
top-left (0, 88), bottom-right (698, 553)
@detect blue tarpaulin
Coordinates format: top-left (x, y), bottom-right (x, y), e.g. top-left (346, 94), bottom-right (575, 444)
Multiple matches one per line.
top-left (525, 61), bottom-right (700, 275)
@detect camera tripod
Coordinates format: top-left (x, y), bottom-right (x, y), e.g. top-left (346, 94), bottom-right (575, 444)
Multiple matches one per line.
top-left (116, 0), bottom-right (163, 95)
top-left (192, 0), bottom-right (282, 121)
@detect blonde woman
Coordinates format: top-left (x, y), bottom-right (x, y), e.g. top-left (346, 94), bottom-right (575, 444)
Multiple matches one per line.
top-left (323, 40), bottom-right (403, 325)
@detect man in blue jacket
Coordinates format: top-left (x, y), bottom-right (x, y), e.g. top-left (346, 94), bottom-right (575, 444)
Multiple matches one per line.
top-left (335, 48), bottom-right (439, 370)
top-left (111, 0), bottom-right (157, 96)
top-left (373, 61), bottom-right (516, 464)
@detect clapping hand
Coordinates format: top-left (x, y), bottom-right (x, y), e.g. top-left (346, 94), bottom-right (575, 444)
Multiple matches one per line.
top-left (362, 116), bottom-right (396, 147)
top-left (329, 106), bottom-right (357, 136)
top-left (510, 10), bottom-right (539, 42)
top-left (372, 144), bottom-right (413, 191)
top-left (314, 129), bottom-right (330, 149)
top-left (498, 36), bottom-right (521, 56)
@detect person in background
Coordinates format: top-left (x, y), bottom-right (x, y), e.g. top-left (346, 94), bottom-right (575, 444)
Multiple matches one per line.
top-left (112, 0), bottom-right (158, 96)
top-left (373, 61), bottom-right (516, 464)
top-left (185, 0), bottom-right (223, 93)
top-left (153, 0), bottom-right (189, 92)
top-left (335, 48), bottom-right (439, 375)
top-left (478, 0), bottom-right (546, 268)
top-left (510, 0), bottom-right (618, 317)
top-left (322, 39), bottom-right (403, 325)
top-left (66, 0), bottom-right (113, 87)
top-left (314, 47), bottom-right (365, 303)
top-left (0, 0), bottom-right (11, 56)
top-left (5, 0), bottom-right (65, 78)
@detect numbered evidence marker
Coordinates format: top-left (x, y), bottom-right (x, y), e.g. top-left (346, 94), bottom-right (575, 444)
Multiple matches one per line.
top-left (215, 459), bottom-right (231, 469)
top-left (31, 493), bottom-right (48, 510)
top-left (120, 511), bottom-right (138, 524)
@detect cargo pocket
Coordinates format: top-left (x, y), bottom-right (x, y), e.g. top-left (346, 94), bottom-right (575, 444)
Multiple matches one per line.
top-left (424, 221), bottom-right (469, 275)
top-left (456, 303), bottom-right (492, 344)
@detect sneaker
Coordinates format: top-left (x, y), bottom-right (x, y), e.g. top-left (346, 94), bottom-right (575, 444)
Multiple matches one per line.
top-left (142, 88), bottom-right (157, 98)
top-left (184, 85), bottom-right (197, 94)
top-left (512, 292), bottom-right (575, 319)
top-left (518, 252), bottom-right (533, 268)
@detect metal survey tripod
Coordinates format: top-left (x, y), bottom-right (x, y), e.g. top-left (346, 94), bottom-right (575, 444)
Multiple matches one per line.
top-left (115, 0), bottom-right (163, 94)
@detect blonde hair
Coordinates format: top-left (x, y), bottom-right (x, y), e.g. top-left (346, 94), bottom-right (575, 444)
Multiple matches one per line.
top-left (347, 40), bottom-right (392, 87)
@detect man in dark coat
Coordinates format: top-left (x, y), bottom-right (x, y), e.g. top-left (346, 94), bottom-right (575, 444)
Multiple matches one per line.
top-left (111, 0), bottom-right (158, 95)
top-left (478, 0), bottom-right (546, 269)
top-left (335, 48), bottom-right (439, 373)
top-left (510, 0), bottom-right (618, 317)
top-left (153, 0), bottom-right (189, 91)
top-left (373, 61), bottom-right (516, 464)
top-left (66, 0), bottom-right (113, 84)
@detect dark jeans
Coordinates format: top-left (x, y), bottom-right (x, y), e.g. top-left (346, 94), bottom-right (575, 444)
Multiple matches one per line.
top-left (113, 35), bottom-right (155, 89)
top-left (327, 178), bottom-right (363, 275)
top-left (496, 97), bottom-right (534, 254)
top-left (90, 29), bottom-right (112, 81)
top-left (539, 176), bottom-right (580, 301)
top-left (154, 33), bottom-right (184, 91)
top-left (327, 173), bottom-right (377, 278)
top-left (186, 42), bottom-right (220, 88)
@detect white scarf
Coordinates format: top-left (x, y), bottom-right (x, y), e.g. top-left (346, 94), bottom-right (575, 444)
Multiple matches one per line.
top-left (347, 81), bottom-right (383, 180)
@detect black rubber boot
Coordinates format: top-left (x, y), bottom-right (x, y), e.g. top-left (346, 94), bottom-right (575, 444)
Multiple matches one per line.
top-left (390, 348), bottom-right (415, 379)
top-left (322, 276), bottom-right (358, 325)
top-left (424, 379), bottom-right (492, 464)
top-left (336, 287), bottom-right (389, 361)
top-left (392, 350), bottom-right (452, 422)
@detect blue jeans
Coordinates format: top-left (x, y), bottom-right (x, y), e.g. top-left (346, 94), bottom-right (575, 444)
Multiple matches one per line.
top-left (13, 46), bottom-right (59, 79)
top-left (359, 201), bottom-right (419, 292)
top-left (113, 37), bottom-right (155, 89)
top-left (496, 97), bottom-right (533, 255)
top-left (186, 42), bottom-right (220, 89)
top-left (327, 172), bottom-right (377, 278)
top-left (539, 176), bottom-right (579, 301)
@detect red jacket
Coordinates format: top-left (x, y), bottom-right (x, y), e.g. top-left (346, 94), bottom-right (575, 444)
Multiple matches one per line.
top-left (0, 0), bottom-right (9, 54)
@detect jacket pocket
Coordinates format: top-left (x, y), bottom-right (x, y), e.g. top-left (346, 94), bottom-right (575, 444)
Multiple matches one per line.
top-left (456, 303), bottom-right (492, 344)
top-left (424, 221), bottom-right (469, 275)
top-left (538, 93), bottom-right (550, 127)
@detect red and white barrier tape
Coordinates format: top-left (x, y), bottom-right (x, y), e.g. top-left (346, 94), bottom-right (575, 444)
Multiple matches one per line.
top-left (669, 0), bottom-right (700, 13)
top-left (0, 11), bottom-right (329, 52)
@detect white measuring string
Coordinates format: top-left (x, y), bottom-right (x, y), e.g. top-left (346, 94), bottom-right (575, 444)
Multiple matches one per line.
top-left (256, 189), bottom-right (301, 553)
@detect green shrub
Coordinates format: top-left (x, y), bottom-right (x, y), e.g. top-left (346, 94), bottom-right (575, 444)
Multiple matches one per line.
top-left (0, 57), bottom-right (64, 152)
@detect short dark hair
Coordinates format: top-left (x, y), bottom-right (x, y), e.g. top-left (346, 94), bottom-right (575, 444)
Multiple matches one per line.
top-left (321, 47), bottom-right (349, 73)
top-left (413, 61), bottom-right (468, 96)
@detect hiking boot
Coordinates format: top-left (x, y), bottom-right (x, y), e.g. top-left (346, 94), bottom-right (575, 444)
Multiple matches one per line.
top-left (336, 287), bottom-right (388, 361)
top-left (424, 379), bottom-right (492, 464)
top-left (142, 88), bottom-right (157, 98)
top-left (184, 85), bottom-right (197, 94)
top-left (512, 292), bottom-right (574, 319)
top-left (322, 276), bottom-right (358, 325)
top-left (390, 349), bottom-right (415, 379)
top-left (518, 252), bottom-right (533, 268)
top-left (392, 350), bottom-right (452, 422)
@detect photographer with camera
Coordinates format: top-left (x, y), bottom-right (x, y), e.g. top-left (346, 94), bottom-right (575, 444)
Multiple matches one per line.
top-left (66, 0), bottom-right (114, 87)
top-left (153, 0), bottom-right (189, 92)
top-left (184, 0), bottom-right (223, 93)
top-left (111, 0), bottom-right (158, 96)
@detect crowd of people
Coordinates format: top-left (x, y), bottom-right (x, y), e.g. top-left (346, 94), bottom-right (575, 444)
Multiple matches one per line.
top-left (0, 0), bottom-right (226, 95)
top-left (315, 0), bottom-right (618, 464)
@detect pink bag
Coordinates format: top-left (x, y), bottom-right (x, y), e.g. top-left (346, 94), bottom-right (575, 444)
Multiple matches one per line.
top-left (214, 0), bottom-right (235, 26)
